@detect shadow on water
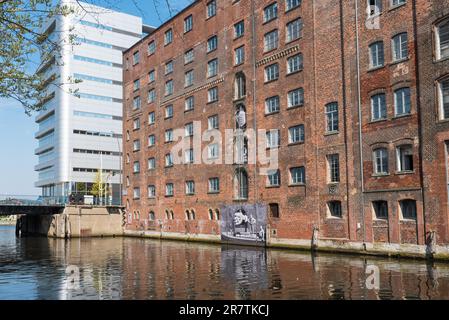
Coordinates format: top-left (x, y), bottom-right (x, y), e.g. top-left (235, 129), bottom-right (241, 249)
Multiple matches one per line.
top-left (1, 225), bottom-right (449, 300)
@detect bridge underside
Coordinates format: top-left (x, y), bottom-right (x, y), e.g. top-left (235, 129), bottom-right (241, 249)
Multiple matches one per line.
top-left (0, 205), bottom-right (64, 216)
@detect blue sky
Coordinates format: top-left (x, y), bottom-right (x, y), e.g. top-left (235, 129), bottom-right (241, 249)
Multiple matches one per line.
top-left (0, 0), bottom-right (192, 196)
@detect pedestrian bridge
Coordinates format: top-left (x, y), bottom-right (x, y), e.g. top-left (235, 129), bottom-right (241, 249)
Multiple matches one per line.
top-left (0, 195), bottom-right (65, 216)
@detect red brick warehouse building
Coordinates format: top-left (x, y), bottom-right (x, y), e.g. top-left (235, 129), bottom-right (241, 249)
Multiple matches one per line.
top-left (122, 0), bottom-right (449, 258)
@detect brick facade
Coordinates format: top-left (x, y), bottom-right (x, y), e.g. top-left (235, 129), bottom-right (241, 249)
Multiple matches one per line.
top-left (122, 0), bottom-right (449, 249)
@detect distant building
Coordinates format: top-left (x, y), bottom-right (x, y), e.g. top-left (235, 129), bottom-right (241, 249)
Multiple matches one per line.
top-left (122, 0), bottom-right (449, 253)
top-left (34, 0), bottom-right (153, 204)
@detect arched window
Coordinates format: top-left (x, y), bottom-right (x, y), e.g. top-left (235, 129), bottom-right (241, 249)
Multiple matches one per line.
top-left (165, 210), bottom-right (170, 220)
top-left (234, 168), bottom-right (249, 200)
top-left (170, 210), bottom-right (174, 220)
top-left (234, 72), bottom-right (246, 100)
top-left (215, 209), bottom-right (220, 221)
top-left (149, 211), bottom-right (155, 221)
top-left (190, 210), bottom-right (196, 220)
top-left (185, 210), bottom-right (190, 220)
top-left (209, 209), bottom-right (214, 220)
top-left (234, 135), bottom-right (248, 164)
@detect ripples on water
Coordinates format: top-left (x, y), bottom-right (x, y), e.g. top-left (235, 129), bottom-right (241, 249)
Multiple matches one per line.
top-left (0, 225), bottom-right (449, 300)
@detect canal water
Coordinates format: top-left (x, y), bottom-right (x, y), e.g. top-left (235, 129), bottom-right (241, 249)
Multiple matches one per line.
top-left (1, 225), bottom-right (449, 300)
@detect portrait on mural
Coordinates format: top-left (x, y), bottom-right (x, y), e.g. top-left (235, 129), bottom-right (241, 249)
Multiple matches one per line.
top-left (221, 204), bottom-right (267, 246)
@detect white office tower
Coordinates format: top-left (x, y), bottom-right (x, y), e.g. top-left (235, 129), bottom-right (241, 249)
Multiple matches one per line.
top-left (34, 0), bottom-right (152, 204)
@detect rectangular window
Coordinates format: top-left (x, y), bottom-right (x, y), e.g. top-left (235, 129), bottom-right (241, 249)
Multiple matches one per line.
top-left (207, 0), bottom-right (217, 18)
top-left (133, 139), bottom-right (141, 152)
top-left (234, 46), bottom-right (245, 65)
top-left (148, 158), bottom-right (156, 170)
top-left (371, 93), bottom-right (387, 120)
top-left (165, 80), bottom-right (174, 96)
top-left (392, 33), bottom-right (408, 61)
top-left (266, 130), bottom-right (280, 148)
top-left (328, 154), bottom-right (340, 183)
top-left (165, 154), bottom-right (173, 167)
top-left (326, 102), bottom-right (339, 133)
top-left (185, 96), bottom-right (194, 111)
top-left (286, 18), bottom-right (302, 42)
top-left (265, 63), bottom-right (279, 82)
top-left (133, 161), bottom-right (140, 174)
top-left (185, 122), bottom-right (194, 137)
top-left (133, 96), bottom-right (141, 110)
top-left (185, 149), bottom-right (194, 164)
top-left (185, 181), bottom-right (195, 195)
top-left (395, 87), bottom-right (411, 116)
top-left (164, 29), bottom-right (173, 45)
top-left (184, 49), bottom-right (194, 64)
top-left (185, 70), bottom-right (194, 87)
top-left (165, 129), bottom-right (173, 143)
top-left (397, 145), bottom-right (414, 172)
top-left (165, 60), bottom-right (173, 75)
top-left (208, 143), bottom-right (219, 159)
top-left (234, 20), bottom-right (245, 38)
top-left (267, 170), bottom-right (281, 187)
top-left (165, 105), bottom-right (173, 119)
top-left (391, 0), bottom-right (406, 7)
top-left (148, 70), bottom-right (155, 83)
top-left (436, 19), bottom-right (449, 60)
top-left (184, 15), bottom-right (193, 33)
top-left (269, 203), bottom-right (280, 218)
top-left (264, 30), bottom-right (279, 52)
top-left (208, 87), bottom-right (218, 102)
top-left (287, 54), bottom-right (303, 74)
top-left (440, 78), bottom-right (449, 119)
top-left (148, 135), bottom-right (155, 147)
top-left (208, 115), bottom-right (219, 130)
top-left (133, 187), bottom-right (140, 199)
top-left (207, 59), bottom-right (218, 77)
top-left (148, 185), bottom-right (156, 198)
top-left (209, 177), bottom-right (220, 193)
top-left (148, 41), bottom-right (156, 55)
top-left (290, 167), bottom-right (305, 184)
top-left (288, 88), bottom-right (304, 108)
top-left (132, 51), bottom-right (140, 65)
top-left (148, 112), bottom-right (155, 125)
top-left (165, 183), bottom-right (174, 196)
top-left (368, 0), bottom-right (382, 16)
top-left (369, 41), bottom-right (384, 68)
top-left (207, 35), bottom-right (218, 52)
top-left (133, 79), bottom-right (140, 91)
top-left (265, 96), bottom-right (280, 114)
top-left (133, 118), bottom-right (140, 130)
top-left (328, 201), bottom-right (342, 218)
top-left (286, 0), bottom-right (301, 11)
top-left (288, 125), bottom-right (305, 144)
top-left (373, 201), bottom-right (388, 219)
top-left (147, 89), bottom-right (156, 104)
top-left (400, 199), bottom-right (417, 220)
top-left (374, 148), bottom-right (389, 174)
top-left (264, 3), bottom-right (278, 23)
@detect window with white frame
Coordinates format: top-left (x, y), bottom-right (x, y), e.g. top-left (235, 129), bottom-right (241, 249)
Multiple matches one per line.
top-left (286, 18), bottom-right (303, 42)
top-left (326, 102), bottom-right (339, 133)
top-left (185, 122), bottom-right (194, 137)
top-left (267, 170), bottom-right (281, 187)
top-left (148, 112), bottom-right (155, 125)
top-left (208, 87), bottom-right (218, 102)
top-left (369, 41), bottom-right (384, 68)
top-left (373, 148), bottom-right (389, 174)
top-left (148, 135), bottom-right (155, 147)
top-left (148, 185), bottom-right (156, 198)
top-left (133, 118), bottom-right (140, 130)
top-left (264, 30), bottom-right (279, 52)
top-left (394, 87), bottom-right (411, 116)
top-left (289, 125), bottom-right (305, 144)
top-left (328, 154), bottom-right (340, 183)
top-left (147, 89), bottom-right (156, 103)
top-left (264, 3), bottom-right (278, 23)
top-left (286, 0), bottom-right (301, 11)
top-left (207, 35), bottom-right (218, 52)
top-left (165, 105), bottom-right (173, 118)
top-left (265, 96), bottom-right (280, 114)
top-left (165, 153), bottom-right (173, 167)
top-left (185, 148), bottom-right (194, 164)
top-left (396, 145), bottom-right (413, 172)
top-left (207, 0), bottom-right (216, 18)
top-left (209, 177), bottom-right (220, 193)
top-left (266, 130), bottom-right (280, 148)
top-left (148, 70), bottom-right (155, 83)
top-left (184, 15), bottom-right (193, 33)
top-left (184, 49), bottom-right (194, 64)
top-left (436, 18), bottom-right (449, 60)
top-left (391, 0), bottom-right (406, 8)
top-left (165, 129), bottom-right (173, 143)
top-left (133, 187), bottom-right (140, 199)
top-left (371, 93), bottom-right (387, 121)
top-left (288, 88), bottom-right (304, 108)
top-left (133, 96), bottom-right (141, 110)
top-left (148, 158), bottom-right (156, 170)
top-left (290, 166), bottom-right (305, 185)
top-left (133, 139), bottom-right (140, 151)
top-left (185, 70), bottom-right (194, 87)
top-left (148, 41), bottom-right (156, 55)
top-left (165, 60), bottom-right (173, 74)
top-left (208, 115), bottom-right (219, 130)
top-left (133, 161), bottom-right (140, 174)
top-left (185, 96), bottom-right (194, 111)
top-left (235, 46), bottom-right (245, 65)
top-left (208, 143), bottom-right (219, 159)
top-left (392, 33), bottom-right (408, 61)
top-left (265, 63), bottom-right (279, 82)
top-left (368, 0), bottom-right (382, 16)
top-left (287, 54), bottom-right (303, 74)
top-left (207, 59), bottom-right (218, 77)
top-left (165, 183), bottom-right (174, 196)
top-left (185, 181), bottom-right (195, 195)
top-left (440, 78), bottom-right (449, 119)
top-left (234, 20), bottom-right (245, 38)
top-left (165, 80), bottom-right (173, 96)
top-left (164, 29), bottom-right (173, 45)
top-left (133, 51), bottom-right (140, 65)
